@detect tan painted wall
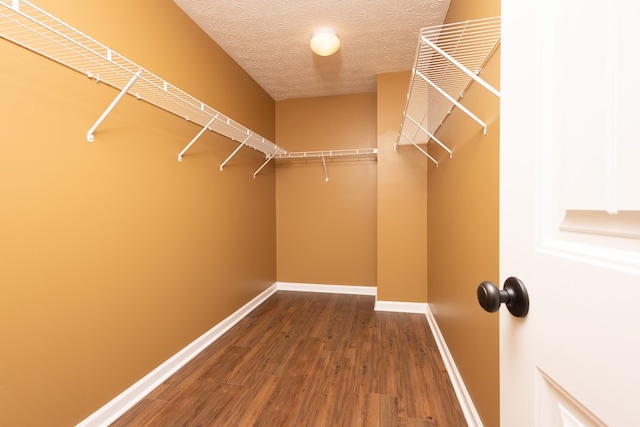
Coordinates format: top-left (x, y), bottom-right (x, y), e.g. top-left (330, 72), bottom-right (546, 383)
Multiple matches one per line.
top-left (377, 72), bottom-right (429, 302)
top-left (0, 1), bottom-right (275, 425)
top-left (427, 0), bottom-right (501, 425)
top-left (275, 94), bottom-right (377, 286)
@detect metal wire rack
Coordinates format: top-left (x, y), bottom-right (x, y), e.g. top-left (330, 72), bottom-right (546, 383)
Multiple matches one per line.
top-left (397, 16), bottom-right (501, 166)
top-left (274, 148), bottom-right (377, 182)
top-left (0, 0), bottom-right (381, 179)
top-left (0, 0), bottom-right (288, 162)
top-left (274, 148), bottom-right (377, 160)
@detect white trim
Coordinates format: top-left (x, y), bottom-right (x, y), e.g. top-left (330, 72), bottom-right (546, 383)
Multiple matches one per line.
top-left (276, 281), bottom-right (377, 295)
top-left (374, 300), bottom-right (428, 313)
top-left (76, 283), bottom-right (278, 427)
top-left (424, 305), bottom-right (483, 427)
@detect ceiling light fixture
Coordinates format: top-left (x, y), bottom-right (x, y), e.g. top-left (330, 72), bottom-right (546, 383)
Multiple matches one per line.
top-left (310, 28), bottom-right (340, 56)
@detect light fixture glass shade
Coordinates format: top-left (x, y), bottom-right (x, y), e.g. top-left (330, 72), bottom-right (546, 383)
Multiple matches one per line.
top-left (310, 28), bottom-right (340, 56)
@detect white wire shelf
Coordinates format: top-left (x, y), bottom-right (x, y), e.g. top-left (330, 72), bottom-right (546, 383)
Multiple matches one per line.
top-left (274, 148), bottom-right (377, 183)
top-left (397, 16), bottom-right (501, 166)
top-left (0, 0), bottom-right (287, 161)
top-left (274, 148), bottom-right (377, 160)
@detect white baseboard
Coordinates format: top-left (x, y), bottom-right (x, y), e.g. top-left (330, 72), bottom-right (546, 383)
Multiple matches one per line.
top-left (374, 300), bottom-right (428, 313)
top-left (276, 281), bottom-right (377, 295)
top-left (424, 306), bottom-right (483, 427)
top-left (76, 283), bottom-right (278, 427)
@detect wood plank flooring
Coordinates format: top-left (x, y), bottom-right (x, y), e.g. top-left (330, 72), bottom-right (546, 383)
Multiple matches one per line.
top-left (110, 291), bottom-right (467, 426)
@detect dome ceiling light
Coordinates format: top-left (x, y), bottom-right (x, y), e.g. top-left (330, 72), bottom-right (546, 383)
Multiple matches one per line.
top-left (310, 28), bottom-right (340, 56)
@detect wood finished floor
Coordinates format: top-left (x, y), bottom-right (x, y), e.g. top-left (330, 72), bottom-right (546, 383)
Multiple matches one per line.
top-left (111, 291), bottom-right (466, 426)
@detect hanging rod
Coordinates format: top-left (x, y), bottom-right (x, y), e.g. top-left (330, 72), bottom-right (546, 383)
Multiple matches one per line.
top-left (274, 148), bottom-right (378, 160)
top-left (397, 16), bottom-right (501, 160)
top-left (0, 0), bottom-right (287, 160)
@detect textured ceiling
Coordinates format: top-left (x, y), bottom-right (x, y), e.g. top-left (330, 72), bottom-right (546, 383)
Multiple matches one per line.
top-left (173, 0), bottom-right (451, 101)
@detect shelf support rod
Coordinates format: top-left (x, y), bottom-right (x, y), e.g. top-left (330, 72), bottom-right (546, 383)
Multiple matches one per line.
top-left (322, 154), bottom-right (329, 182)
top-left (87, 70), bottom-right (141, 142)
top-left (177, 114), bottom-right (219, 162)
top-left (420, 35), bottom-right (501, 99)
top-left (253, 151), bottom-right (278, 179)
top-left (220, 132), bottom-right (252, 171)
top-left (400, 133), bottom-right (438, 166)
top-left (406, 115), bottom-right (453, 158)
top-left (417, 70), bottom-right (487, 135)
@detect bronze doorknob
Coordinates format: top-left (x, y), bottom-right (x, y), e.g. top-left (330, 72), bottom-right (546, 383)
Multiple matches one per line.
top-left (477, 277), bottom-right (529, 317)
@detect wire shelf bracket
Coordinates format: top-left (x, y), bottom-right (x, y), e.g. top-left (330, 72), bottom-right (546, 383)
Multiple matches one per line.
top-left (0, 0), bottom-right (288, 167)
top-left (404, 115), bottom-right (451, 159)
top-left (397, 16), bottom-right (501, 162)
top-left (87, 70), bottom-right (141, 142)
top-left (178, 114), bottom-right (219, 162)
top-left (399, 134), bottom-right (438, 166)
top-left (219, 132), bottom-right (252, 171)
top-left (253, 151), bottom-right (278, 179)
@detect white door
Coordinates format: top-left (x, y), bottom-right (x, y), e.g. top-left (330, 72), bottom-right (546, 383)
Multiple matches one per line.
top-left (500, 0), bottom-right (640, 426)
